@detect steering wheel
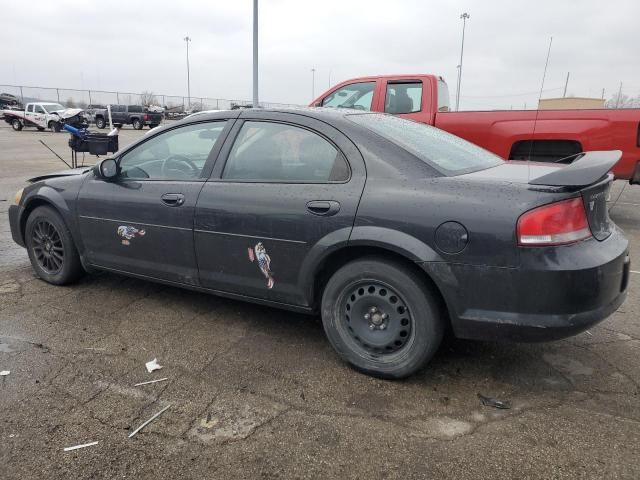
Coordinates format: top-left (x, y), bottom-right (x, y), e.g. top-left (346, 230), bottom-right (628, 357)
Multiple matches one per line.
top-left (161, 155), bottom-right (199, 178)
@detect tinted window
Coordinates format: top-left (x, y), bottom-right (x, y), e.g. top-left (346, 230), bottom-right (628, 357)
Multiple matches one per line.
top-left (321, 82), bottom-right (375, 111)
top-left (119, 121), bottom-right (227, 180)
top-left (223, 121), bottom-right (349, 182)
top-left (385, 82), bottom-right (422, 114)
top-left (128, 105), bottom-right (143, 113)
top-left (34, 105), bottom-right (46, 114)
top-left (349, 114), bottom-right (502, 175)
top-left (27, 104), bottom-right (34, 113)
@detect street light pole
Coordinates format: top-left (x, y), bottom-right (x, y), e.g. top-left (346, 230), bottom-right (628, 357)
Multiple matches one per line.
top-left (184, 36), bottom-right (192, 109)
top-left (455, 13), bottom-right (470, 112)
top-left (311, 68), bottom-right (316, 101)
top-left (252, 0), bottom-right (259, 108)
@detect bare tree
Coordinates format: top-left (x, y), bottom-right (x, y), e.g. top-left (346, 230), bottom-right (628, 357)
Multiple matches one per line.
top-left (606, 92), bottom-right (640, 109)
top-left (140, 91), bottom-right (158, 106)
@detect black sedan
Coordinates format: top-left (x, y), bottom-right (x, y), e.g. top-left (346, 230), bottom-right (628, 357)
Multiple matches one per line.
top-left (9, 108), bottom-right (630, 378)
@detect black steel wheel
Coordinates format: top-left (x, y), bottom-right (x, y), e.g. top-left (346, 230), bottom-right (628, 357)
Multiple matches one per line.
top-left (321, 257), bottom-right (443, 379)
top-left (341, 281), bottom-right (413, 355)
top-left (25, 206), bottom-right (84, 285)
top-left (12, 119), bottom-right (22, 131)
top-left (95, 117), bottom-right (106, 129)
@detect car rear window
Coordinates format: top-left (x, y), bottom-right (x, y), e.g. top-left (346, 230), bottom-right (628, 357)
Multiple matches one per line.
top-left (348, 113), bottom-right (502, 175)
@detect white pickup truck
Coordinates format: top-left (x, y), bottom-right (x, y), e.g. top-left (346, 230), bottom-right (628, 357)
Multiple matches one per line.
top-left (1, 102), bottom-right (88, 132)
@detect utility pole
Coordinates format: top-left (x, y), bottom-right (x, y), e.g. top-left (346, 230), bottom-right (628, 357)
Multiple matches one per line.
top-left (184, 36), bottom-right (192, 109)
top-left (311, 68), bottom-right (316, 101)
top-left (563, 72), bottom-right (570, 97)
top-left (601, 88), bottom-right (605, 99)
top-left (615, 82), bottom-right (622, 108)
top-left (455, 12), bottom-right (470, 112)
top-left (252, 0), bottom-right (259, 108)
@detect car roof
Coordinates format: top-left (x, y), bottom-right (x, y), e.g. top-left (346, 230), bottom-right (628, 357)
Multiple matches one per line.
top-left (184, 106), bottom-right (375, 124)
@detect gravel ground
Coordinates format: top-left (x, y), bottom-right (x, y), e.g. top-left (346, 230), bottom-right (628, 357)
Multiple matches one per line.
top-left (0, 123), bottom-right (639, 479)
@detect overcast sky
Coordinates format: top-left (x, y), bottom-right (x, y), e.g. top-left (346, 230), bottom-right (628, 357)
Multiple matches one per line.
top-left (2, 0), bottom-right (639, 109)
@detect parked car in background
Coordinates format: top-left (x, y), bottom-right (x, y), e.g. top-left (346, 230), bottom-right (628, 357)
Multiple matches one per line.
top-left (94, 105), bottom-right (162, 130)
top-left (8, 108), bottom-right (629, 378)
top-left (0, 92), bottom-right (23, 112)
top-left (311, 74), bottom-right (640, 183)
top-left (1, 102), bottom-right (88, 132)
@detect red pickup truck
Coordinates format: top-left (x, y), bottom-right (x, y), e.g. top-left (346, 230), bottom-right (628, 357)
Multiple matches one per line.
top-left (310, 74), bottom-right (640, 183)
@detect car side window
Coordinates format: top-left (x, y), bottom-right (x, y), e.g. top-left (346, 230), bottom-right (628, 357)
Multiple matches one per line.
top-left (321, 82), bottom-right (375, 111)
top-left (385, 82), bottom-right (422, 114)
top-left (222, 121), bottom-right (349, 183)
top-left (118, 121), bottom-right (227, 180)
top-left (34, 105), bottom-right (46, 114)
top-left (27, 105), bottom-right (34, 113)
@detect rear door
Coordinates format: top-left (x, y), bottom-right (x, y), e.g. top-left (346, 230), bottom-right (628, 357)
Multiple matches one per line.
top-left (194, 111), bottom-right (366, 306)
top-left (77, 119), bottom-right (233, 284)
top-left (382, 80), bottom-right (426, 122)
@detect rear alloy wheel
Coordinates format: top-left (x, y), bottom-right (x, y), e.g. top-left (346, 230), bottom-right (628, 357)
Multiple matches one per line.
top-left (321, 258), bottom-right (443, 379)
top-left (12, 119), bottom-right (22, 131)
top-left (95, 117), bottom-right (106, 129)
top-left (132, 118), bottom-right (143, 130)
top-left (25, 206), bottom-right (84, 285)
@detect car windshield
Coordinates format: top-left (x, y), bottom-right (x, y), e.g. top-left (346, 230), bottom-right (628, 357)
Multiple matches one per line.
top-left (348, 113), bottom-right (503, 176)
top-left (43, 104), bottom-right (65, 113)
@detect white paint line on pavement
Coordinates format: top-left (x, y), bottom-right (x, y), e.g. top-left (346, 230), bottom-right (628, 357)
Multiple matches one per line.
top-left (64, 441), bottom-right (99, 452)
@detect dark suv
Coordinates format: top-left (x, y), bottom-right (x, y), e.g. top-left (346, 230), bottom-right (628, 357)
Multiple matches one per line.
top-left (94, 105), bottom-right (162, 130)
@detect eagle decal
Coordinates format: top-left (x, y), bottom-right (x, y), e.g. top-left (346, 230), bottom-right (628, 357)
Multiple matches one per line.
top-left (117, 225), bottom-right (146, 245)
top-left (248, 242), bottom-right (274, 289)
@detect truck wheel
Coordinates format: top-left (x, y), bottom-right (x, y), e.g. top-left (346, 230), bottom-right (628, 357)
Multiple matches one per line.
top-left (95, 117), bottom-right (106, 129)
top-left (321, 257), bottom-right (444, 379)
top-left (48, 121), bottom-right (61, 133)
top-left (12, 119), bottom-right (22, 131)
top-left (132, 118), bottom-right (143, 130)
top-left (25, 206), bottom-right (84, 285)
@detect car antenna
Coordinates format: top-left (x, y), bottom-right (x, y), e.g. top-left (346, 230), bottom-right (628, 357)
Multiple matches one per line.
top-left (528, 36), bottom-right (553, 182)
top-left (38, 140), bottom-right (72, 169)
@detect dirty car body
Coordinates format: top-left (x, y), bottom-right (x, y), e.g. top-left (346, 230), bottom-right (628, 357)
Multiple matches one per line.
top-left (8, 108), bottom-right (630, 378)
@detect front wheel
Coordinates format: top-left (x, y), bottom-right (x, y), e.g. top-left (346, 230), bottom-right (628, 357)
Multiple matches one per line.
top-left (95, 117), bottom-right (106, 129)
top-left (321, 258), bottom-right (443, 379)
top-left (48, 121), bottom-right (61, 133)
top-left (25, 206), bottom-right (84, 285)
top-left (132, 118), bottom-right (143, 130)
top-left (12, 119), bottom-right (22, 131)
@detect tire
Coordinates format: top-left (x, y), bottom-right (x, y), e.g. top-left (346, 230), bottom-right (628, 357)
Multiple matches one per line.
top-left (321, 257), bottom-right (444, 379)
top-left (12, 119), bottom-right (22, 131)
top-left (132, 118), bottom-right (142, 130)
top-left (95, 117), bottom-right (106, 129)
top-left (25, 206), bottom-right (84, 285)
top-left (48, 121), bottom-right (61, 133)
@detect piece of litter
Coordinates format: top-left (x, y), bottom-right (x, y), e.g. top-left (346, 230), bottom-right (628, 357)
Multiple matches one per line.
top-left (134, 378), bottom-right (169, 387)
top-left (477, 393), bottom-right (511, 409)
top-left (585, 330), bottom-right (593, 336)
top-left (84, 347), bottom-right (106, 351)
top-left (128, 404), bottom-right (171, 438)
top-left (145, 358), bottom-right (163, 373)
top-left (0, 371), bottom-right (9, 376)
top-left (63, 441), bottom-right (99, 452)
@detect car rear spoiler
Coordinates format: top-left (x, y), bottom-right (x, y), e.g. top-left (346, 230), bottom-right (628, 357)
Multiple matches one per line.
top-left (528, 150), bottom-right (621, 187)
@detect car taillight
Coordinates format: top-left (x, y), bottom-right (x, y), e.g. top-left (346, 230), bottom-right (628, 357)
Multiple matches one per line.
top-left (144, 113), bottom-right (149, 121)
top-left (517, 197), bottom-right (591, 246)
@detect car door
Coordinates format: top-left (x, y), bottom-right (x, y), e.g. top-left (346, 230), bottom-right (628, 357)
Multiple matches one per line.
top-left (24, 104), bottom-right (36, 126)
top-left (32, 104), bottom-right (47, 128)
top-left (77, 118), bottom-right (233, 284)
top-left (194, 111), bottom-right (366, 306)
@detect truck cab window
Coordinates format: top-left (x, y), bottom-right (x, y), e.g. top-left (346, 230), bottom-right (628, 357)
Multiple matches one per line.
top-left (34, 105), bottom-right (45, 114)
top-left (27, 105), bottom-right (34, 113)
top-left (385, 82), bottom-right (422, 114)
top-left (321, 82), bottom-right (375, 111)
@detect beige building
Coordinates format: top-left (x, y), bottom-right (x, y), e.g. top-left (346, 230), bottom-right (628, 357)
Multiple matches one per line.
top-left (538, 97), bottom-right (605, 110)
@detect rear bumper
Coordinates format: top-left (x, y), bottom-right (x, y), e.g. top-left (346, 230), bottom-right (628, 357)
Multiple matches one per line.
top-left (422, 229), bottom-right (630, 342)
top-left (9, 204), bottom-right (25, 247)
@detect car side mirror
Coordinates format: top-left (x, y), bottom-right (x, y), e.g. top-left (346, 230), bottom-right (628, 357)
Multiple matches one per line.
top-left (95, 158), bottom-right (119, 181)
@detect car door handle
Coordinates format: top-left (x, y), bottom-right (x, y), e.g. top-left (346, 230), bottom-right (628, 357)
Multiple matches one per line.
top-left (161, 193), bottom-right (185, 206)
top-left (306, 200), bottom-right (340, 216)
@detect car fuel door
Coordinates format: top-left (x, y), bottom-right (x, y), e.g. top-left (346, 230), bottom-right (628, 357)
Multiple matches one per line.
top-left (194, 112), bottom-right (366, 306)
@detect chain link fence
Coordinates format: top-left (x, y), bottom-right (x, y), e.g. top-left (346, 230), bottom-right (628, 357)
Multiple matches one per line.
top-left (0, 84), bottom-right (300, 112)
